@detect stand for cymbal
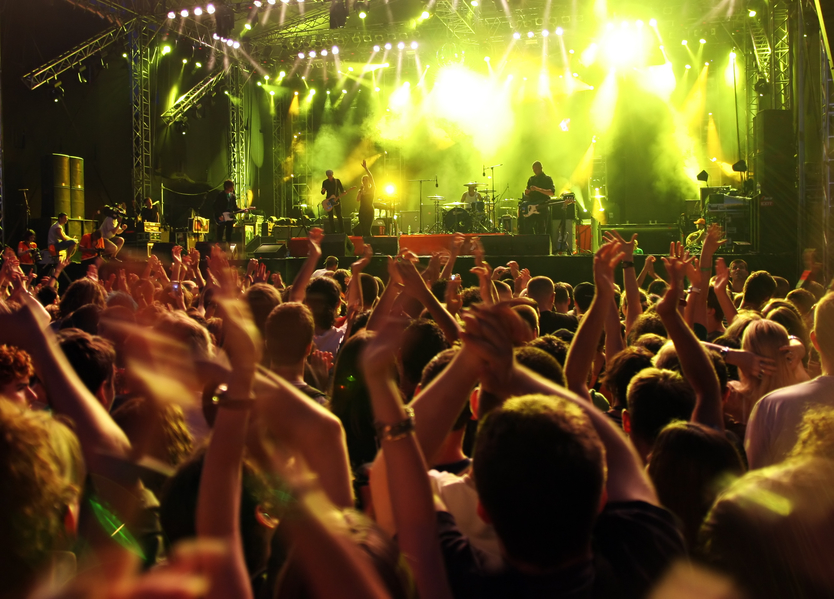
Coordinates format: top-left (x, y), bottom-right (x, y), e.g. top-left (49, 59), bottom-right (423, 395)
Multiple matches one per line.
top-left (407, 178), bottom-right (434, 233)
top-left (425, 196), bottom-right (445, 233)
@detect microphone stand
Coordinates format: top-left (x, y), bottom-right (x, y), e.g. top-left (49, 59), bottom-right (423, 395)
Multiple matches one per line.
top-left (407, 178), bottom-right (434, 234)
top-left (486, 164), bottom-right (503, 232)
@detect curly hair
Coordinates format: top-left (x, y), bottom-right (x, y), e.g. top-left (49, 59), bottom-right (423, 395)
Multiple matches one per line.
top-left (0, 345), bottom-right (34, 387)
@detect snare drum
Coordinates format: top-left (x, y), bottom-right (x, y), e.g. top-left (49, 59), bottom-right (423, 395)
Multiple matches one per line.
top-left (443, 207), bottom-right (471, 233)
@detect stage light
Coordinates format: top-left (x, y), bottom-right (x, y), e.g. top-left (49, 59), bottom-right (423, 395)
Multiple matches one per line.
top-left (327, 90), bottom-right (331, 94)
top-left (332, 46), bottom-right (339, 54)
top-left (182, 58), bottom-right (188, 64)
top-left (375, 86), bottom-right (380, 91)
top-left (527, 31), bottom-right (534, 38)
top-left (348, 66), bottom-right (354, 71)
top-left (685, 64), bottom-right (691, 69)
top-left (254, 0), bottom-right (262, 5)
top-left (373, 45), bottom-right (380, 52)
top-left (421, 10), bottom-right (430, 19)
top-left (681, 39), bottom-right (687, 45)
top-left (705, 61), bottom-right (710, 66)
top-left (569, 49), bottom-right (574, 54)
top-left (167, 10), bottom-right (176, 18)
top-left (321, 49), bottom-right (328, 56)
top-left (471, 0), bottom-right (478, 5)
top-left (310, 89), bottom-right (316, 95)
top-left (729, 50), bottom-right (736, 59)
top-left (180, 9), bottom-right (189, 17)
top-left (411, 41), bottom-right (418, 49)
top-left (384, 42), bottom-right (392, 50)
top-left (699, 38), bottom-right (706, 44)
top-left (484, 56), bottom-right (490, 61)
top-left (196, 62), bottom-right (202, 67)
top-left (342, 89), bottom-right (347, 93)
top-left (294, 91), bottom-right (299, 95)
top-left (270, 90), bottom-right (275, 96)
top-left (233, 41), bottom-right (240, 49)
top-left (213, 33), bottom-right (220, 39)
top-left (257, 81), bottom-right (262, 86)
top-left (748, 9), bottom-right (756, 17)
top-left (359, 11), bottom-right (366, 18)
top-left (649, 18), bottom-right (657, 26)
top-left (226, 39), bottom-right (234, 46)
top-left (513, 32), bottom-right (521, 39)
top-left (385, 184), bottom-right (396, 195)
top-left (572, 72), bottom-right (578, 77)
top-left (298, 52), bottom-right (305, 59)
top-left (397, 41), bottom-right (405, 49)
top-left (541, 29), bottom-right (549, 37)
top-left (244, 22), bottom-right (252, 29)
top-left (309, 51), bottom-right (316, 57)
top-left (635, 19), bottom-right (644, 27)
top-left (194, 6), bottom-right (203, 16)
top-left (207, 3), bottom-right (216, 13)
top-left (162, 45), bottom-right (172, 55)
top-left (555, 27), bottom-right (563, 35)
top-left (279, 71), bottom-right (285, 77)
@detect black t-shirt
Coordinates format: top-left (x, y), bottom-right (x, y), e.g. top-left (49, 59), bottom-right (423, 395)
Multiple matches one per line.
top-left (526, 172), bottom-right (555, 205)
top-left (321, 178), bottom-right (345, 199)
top-left (214, 190), bottom-right (237, 219)
top-left (140, 207), bottom-right (159, 222)
top-left (540, 311), bottom-right (579, 335)
top-left (437, 501), bottom-right (685, 599)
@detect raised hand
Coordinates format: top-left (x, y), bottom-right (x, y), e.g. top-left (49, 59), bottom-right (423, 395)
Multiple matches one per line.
top-left (307, 227), bottom-right (324, 256)
top-left (308, 349), bottom-right (334, 389)
top-left (658, 245), bottom-right (696, 317)
top-left (445, 276), bottom-right (462, 316)
top-left (702, 223), bottom-right (726, 256)
top-left (270, 272), bottom-right (284, 289)
top-left (352, 243), bottom-right (373, 274)
top-left (87, 263), bottom-right (99, 282)
top-left (714, 257), bottom-right (729, 291)
top-left (506, 260), bottom-right (520, 280)
top-left (593, 240), bottom-right (625, 298)
top-left (172, 245), bottom-right (184, 265)
top-left (254, 262), bottom-right (270, 284)
top-left (603, 230), bottom-right (638, 260)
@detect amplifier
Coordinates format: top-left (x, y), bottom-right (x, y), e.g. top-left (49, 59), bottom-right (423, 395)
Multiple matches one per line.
top-left (142, 221), bottom-right (162, 233)
top-left (137, 231), bottom-right (163, 242)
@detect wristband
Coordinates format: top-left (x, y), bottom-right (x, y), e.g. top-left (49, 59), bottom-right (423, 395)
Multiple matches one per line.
top-left (375, 406), bottom-right (415, 441)
top-left (622, 261), bottom-right (635, 269)
top-left (687, 286), bottom-right (701, 294)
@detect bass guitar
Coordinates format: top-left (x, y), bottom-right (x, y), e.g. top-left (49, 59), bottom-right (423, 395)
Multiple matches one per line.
top-left (524, 196), bottom-right (576, 217)
top-left (322, 186), bottom-right (357, 212)
top-left (216, 206), bottom-right (257, 225)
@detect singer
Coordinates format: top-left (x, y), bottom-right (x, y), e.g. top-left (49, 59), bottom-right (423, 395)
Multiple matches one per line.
top-left (140, 197), bottom-right (160, 222)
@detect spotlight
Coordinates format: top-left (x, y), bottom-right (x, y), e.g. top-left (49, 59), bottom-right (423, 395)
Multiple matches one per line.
top-left (484, 56), bottom-right (490, 61)
top-left (254, 0), bottom-right (262, 5)
top-left (373, 45), bottom-right (380, 52)
top-left (705, 61), bottom-right (709, 66)
top-left (541, 29), bottom-right (549, 37)
top-left (375, 86), bottom-right (380, 91)
top-left (696, 170), bottom-right (709, 182)
top-left (162, 45), bottom-right (172, 55)
top-left (397, 41), bottom-right (405, 49)
top-left (681, 39), bottom-right (687, 45)
top-left (226, 39), bottom-right (234, 46)
top-left (699, 38), bottom-right (706, 44)
top-left (527, 31), bottom-right (534, 38)
top-left (298, 52), bottom-right (305, 59)
top-left (183, 58), bottom-right (188, 64)
top-left (342, 89), bottom-right (347, 93)
top-left (310, 89), bottom-right (316, 95)
top-left (167, 10), bottom-right (176, 18)
top-left (748, 9), bottom-right (756, 16)
top-left (213, 33), bottom-right (220, 39)
top-left (244, 22), bottom-right (252, 30)
top-left (309, 51), bottom-right (317, 57)
top-left (411, 41), bottom-right (418, 49)
top-left (513, 32), bottom-right (521, 40)
top-left (384, 42), bottom-right (392, 50)
top-left (732, 160), bottom-right (748, 173)
top-left (279, 71), bottom-right (286, 77)
top-left (685, 64), bottom-right (691, 69)
top-left (233, 41), bottom-right (240, 49)
top-left (196, 62), bottom-right (202, 67)
top-left (322, 49), bottom-right (328, 56)
top-left (471, 0), bottom-right (478, 5)
top-left (555, 27), bottom-right (563, 35)
top-left (385, 184), bottom-right (395, 195)
top-left (649, 18), bottom-right (657, 26)
top-left (332, 46), bottom-right (339, 54)
top-left (194, 6), bottom-right (203, 16)
top-left (327, 90), bottom-right (331, 94)
top-left (294, 91), bottom-right (299, 95)
top-left (269, 90), bottom-right (275, 96)
top-left (421, 10), bottom-right (430, 19)
top-left (206, 3), bottom-right (216, 13)
top-left (359, 11), bottom-right (367, 18)
top-left (635, 19), bottom-right (643, 27)
top-left (180, 9), bottom-right (189, 17)
top-left (729, 50), bottom-right (736, 59)
top-left (754, 78), bottom-right (771, 96)
top-left (77, 65), bottom-right (88, 83)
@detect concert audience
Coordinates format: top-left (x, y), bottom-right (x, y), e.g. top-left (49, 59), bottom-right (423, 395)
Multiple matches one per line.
top-left (2, 221), bottom-right (834, 599)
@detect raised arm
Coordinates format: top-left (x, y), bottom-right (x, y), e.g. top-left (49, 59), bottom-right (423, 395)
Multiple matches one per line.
top-left (396, 252), bottom-right (461, 343)
top-left (713, 257), bottom-right (739, 324)
top-left (656, 253), bottom-right (723, 430)
top-left (440, 233), bottom-right (465, 281)
top-left (346, 244), bottom-right (373, 311)
top-left (606, 231), bottom-right (642, 335)
top-left (362, 159), bottom-right (375, 188)
top-left (565, 240), bottom-right (624, 401)
top-left (289, 227), bottom-right (323, 302)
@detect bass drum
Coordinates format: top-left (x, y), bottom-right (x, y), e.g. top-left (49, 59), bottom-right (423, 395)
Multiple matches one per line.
top-left (444, 207), bottom-right (471, 233)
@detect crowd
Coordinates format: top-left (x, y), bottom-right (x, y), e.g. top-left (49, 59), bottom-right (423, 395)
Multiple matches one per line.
top-left (2, 223), bottom-right (833, 599)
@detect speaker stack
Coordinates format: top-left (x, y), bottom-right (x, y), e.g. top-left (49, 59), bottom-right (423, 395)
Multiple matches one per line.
top-left (753, 109), bottom-right (796, 254)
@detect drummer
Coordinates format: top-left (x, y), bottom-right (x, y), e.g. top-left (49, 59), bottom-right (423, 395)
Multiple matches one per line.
top-left (461, 183), bottom-right (482, 212)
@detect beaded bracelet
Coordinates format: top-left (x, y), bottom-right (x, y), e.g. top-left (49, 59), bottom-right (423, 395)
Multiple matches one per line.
top-left (375, 406), bottom-right (416, 442)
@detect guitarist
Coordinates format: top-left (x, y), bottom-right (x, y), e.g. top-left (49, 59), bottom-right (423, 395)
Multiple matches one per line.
top-left (214, 179), bottom-right (238, 244)
top-left (321, 169), bottom-right (345, 234)
top-left (522, 161), bottom-right (555, 235)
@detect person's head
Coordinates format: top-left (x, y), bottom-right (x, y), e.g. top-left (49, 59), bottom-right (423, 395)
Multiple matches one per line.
top-left (729, 259), bottom-right (748, 284)
top-left (701, 458), bottom-right (834, 598)
top-left (324, 255), bottom-right (339, 271)
top-left (632, 333), bottom-right (666, 355)
top-left (627, 311), bottom-right (667, 345)
top-left (325, 169), bottom-right (335, 180)
top-left (399, 319), bottom-right (450, 399)
top-left (144, 197), bottom-right (153, 208)
top-left (647, 421), bottom-right (744, 546)
top-left (0, 400), bottom-right (85, 598)
top-left (36, 285), bottom-right (59, 308)
top-left (265, 302), bottom-right (315, 369)
top-left (512, 304), bottom-right (539, 341)
top-left (59, 304), bottom-right (102, 336)
top-left (531, 161), bottom-right (543, 175)
top-left (553, 282), bottom-right (572, 313)
top-left (602, 347), bottom-right (653, 409)
top-left (772, 276), bottom-right (790, 299)
top-left (765, 305), bottom-right (808, 352)
top-left (811, 292), bottom-right (834, 366)
top-left (787, 288), bottom-right (816, 316)
top-left (460, 286), bottom-right (483, 308)
top-left (154, 312), bottom-right (214, 360)
top-left (620, 288), bottom-right (648, 317)
top-left (527, 276), bottom-right (555, 311)
top-left (573, 282), bottom-right (595, 315)
top-left (474, 395), bottom-right (604, 570)
top-left (111, 398), bottom-right (193, 468)
top-left (624, 368), bottom-right (696, 461)
top-left (24, 229), bottom-right (35, 243)
top-left (513, 346), bottom-right (565, 386)
top-left (647, 278), bottom-right (669, 298)
top-left (223, 179), bottom-right (234, 192)
top-left (243, 283), bottom-right (282, 337)
top-left (56, 329), bottom-right (116, 411)
top-left (0, 346), bottom-right (36, 407)
top-left (305, 276), bottom-right (342, 331)
top-left (359, 273), bottom-right (379, 309)
top-left (58, 278), bottom-right (107, 319)
top-left (694, 218), bottom-right (706, 230)
top-left (742, 271), bottom-right (777, 310)
top-left (723, 310), bottom-right (761, 343)
top-left (331, 268), bottom-right (351, 294)
top-left (160, 449), bottom-right (275, 577)
top-left (526, 335), bottom-right (569, 366)
top-left (57, 212), bottom-right (68, 225)
top-left (467, 184), bottom-right (476, 193)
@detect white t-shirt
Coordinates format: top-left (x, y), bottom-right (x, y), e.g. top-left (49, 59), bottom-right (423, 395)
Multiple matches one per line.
top-left (100, 216), bottom-right (119, 239)
top-left (313, 321), bottom-right (348, 356)
top-left (48, 222), bottom-right (64, 246)
top-left (745, 376), bottom-right (834, 469)
top-left (461, 191), bottom-right (480, 209)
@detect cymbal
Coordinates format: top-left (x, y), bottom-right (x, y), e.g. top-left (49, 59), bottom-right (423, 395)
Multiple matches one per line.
top-left (445, 202), bottom-right (468, 206)
top-left (426, 195), bottom-right (445, 200)
top-left (462, 182), bottom-right (487, 187)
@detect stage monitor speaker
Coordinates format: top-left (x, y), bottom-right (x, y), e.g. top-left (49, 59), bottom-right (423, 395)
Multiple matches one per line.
top-left (599, 224), bottom-right (679, 255)
top-left (366, 236), bottom-right (398, 255)
top-left (400, 210), bottom-right (420, 235)
top-left (69, 156), bottom-right (85, 219)
top-left (321, 233), bottom-right (354, 257)
top-left (513, 235), bottom-right (551, 256)
top-left (254, 244), bottom-right (289, 259)
top-left (753, 109), bottom-right (796, 253)
top-left (246, 235), bottom-right (275, 254)
top-left (479, 235), bottom-right (514, 255)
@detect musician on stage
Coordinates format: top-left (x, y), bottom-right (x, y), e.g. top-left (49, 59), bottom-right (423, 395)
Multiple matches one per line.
top-left (461, 184), bottom-right (482, 211)
top-left (17, 230), bottom-right (38, 265)
top-left (523, 161), bottom-right (555, 235)
top-left (356, 160), bottom-right (375, 237)
top-left (214, 179), bottom-right (238, 244)
top-left (321, 169), bottom-right (345, 234)
top-left (140, 197), bottom-right (160, 223)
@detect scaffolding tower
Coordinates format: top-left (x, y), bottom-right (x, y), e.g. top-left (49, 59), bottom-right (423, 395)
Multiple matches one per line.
top-left (128, 20), bottom-right (152, 210)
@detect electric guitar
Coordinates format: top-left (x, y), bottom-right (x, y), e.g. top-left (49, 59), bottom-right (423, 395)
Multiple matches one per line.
top-left (321, 186), bottom-right (357, 212)
top-left (524, 196), bottom-right (576, 217)
top-left (216, 207), bottom-right (257, 225)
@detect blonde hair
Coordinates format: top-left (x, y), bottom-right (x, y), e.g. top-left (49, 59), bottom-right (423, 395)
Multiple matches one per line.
top-left (735, 320), bottom-right (799, 418)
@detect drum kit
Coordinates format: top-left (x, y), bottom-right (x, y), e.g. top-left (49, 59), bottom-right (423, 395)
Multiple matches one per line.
top-left (423, 182), bottom-right (513, 234)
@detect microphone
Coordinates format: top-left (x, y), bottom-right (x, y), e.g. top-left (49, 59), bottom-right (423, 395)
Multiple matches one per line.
top-left (482, 165), bottom-right (485, 177)
top-left (435, 176), bottom-right (438, 188)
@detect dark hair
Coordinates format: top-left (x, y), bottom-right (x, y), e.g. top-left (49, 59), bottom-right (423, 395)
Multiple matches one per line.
top-left (626, 368), bottom-right (696, 446)
top-left (602, 347), bottom-right (654, 407)
top-left (401, 319), bottom-right (450, 393)
top-left (460, 286), bottom-right (482, 308)
top-left (474, 395), bottom-right (604, 569)
top-left (647, 421), bottom-right (744, 546)
top-left (419, 348), bottom-right (470, 430)
top-left (36, 286), bottom-right (58, 307)
top-left (359, 273), bottom-right (379, 307)
top-left (57, 212), bottom-right (68, 218)
top-left (648, 279), bottom-right (669, 297)
top-left (573, 282), bottom-right (595, 313)
top-left (111, 397), bottom-right (193, 468)
top-left (265, 302), bottom-right (314, 366)
top-left (653, 347), bottom-right (730, 395)
top-left (742, 271), bottom-right (776, 309)
top-left (223, 179), bottom-right (234, 190)
top-left (305, 276), bottom-right (342, 331)
top-left (766, 306), bottom-right (808, 354)
top-left (527, 276), bottom-right (554, 304)
top-left (244, 283), bottom-right (282, 336)
top-left (554, 282), bottom-right (572, 307)
top-left (526, 335), bottom-right (569, 366)
top-left (786, 288), bottom-right (816, 315)
top-left (628, 312), bottom-right (667, 345)
top-left (324, 255), bottom-right (339, 268)
top-left (59, 304), bottom-right (102, 336)
top-left (332, 269), bottom-right (351, 293)
top-left (514, 346), bottom-right (565, 386)
top-left (632, 333), bottom-right (667, 355)
top-left (56, 329), bottom-right (115, 396)
top-left (58, 278), bottom-right (106, 319)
